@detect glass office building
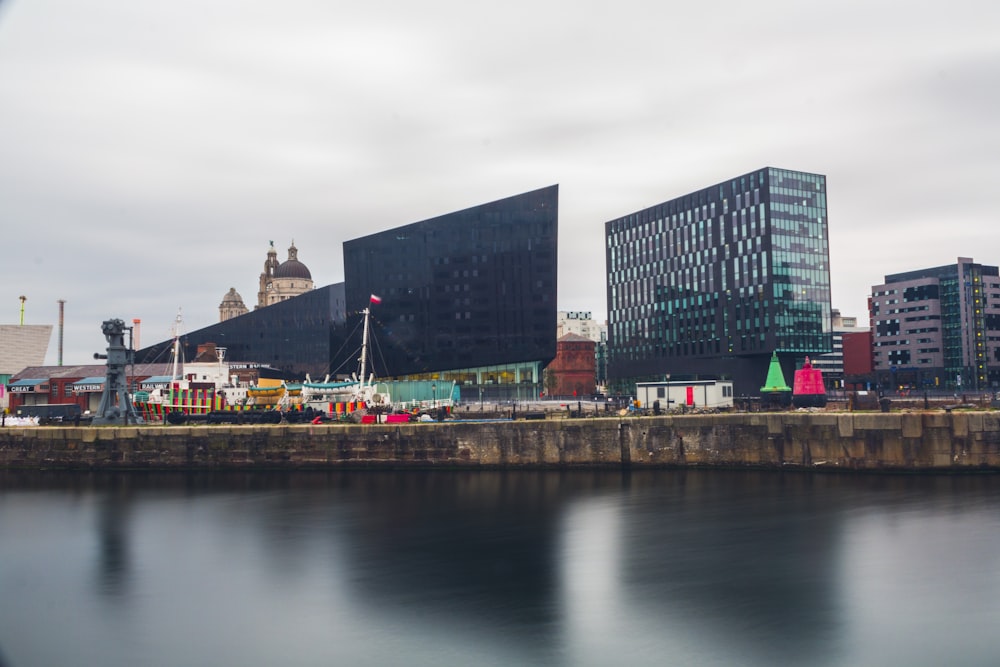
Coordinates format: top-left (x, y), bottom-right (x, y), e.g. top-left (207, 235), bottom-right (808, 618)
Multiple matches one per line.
top-left (605, 168), bottom-right (832, 395)
top-left (343, 185), bottom-right (558, 401)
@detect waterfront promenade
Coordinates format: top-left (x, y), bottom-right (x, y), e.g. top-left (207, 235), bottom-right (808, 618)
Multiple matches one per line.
top-left (2, 411), bottom-right (999, 471)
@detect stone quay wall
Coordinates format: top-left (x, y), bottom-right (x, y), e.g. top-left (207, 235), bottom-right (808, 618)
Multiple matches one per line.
top-left (1, 412), bottom-right (999, 471)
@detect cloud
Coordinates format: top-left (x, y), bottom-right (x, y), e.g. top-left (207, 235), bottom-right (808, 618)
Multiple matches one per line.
top-left (0, 0), bottom-right (998, 362)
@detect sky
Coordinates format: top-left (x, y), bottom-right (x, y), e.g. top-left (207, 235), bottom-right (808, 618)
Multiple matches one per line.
top-left (1, 0), bottom-right (998, 367)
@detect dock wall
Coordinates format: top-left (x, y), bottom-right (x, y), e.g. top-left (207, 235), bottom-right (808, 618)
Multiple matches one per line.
top-left (2, 413), bottom-right (1000, 471)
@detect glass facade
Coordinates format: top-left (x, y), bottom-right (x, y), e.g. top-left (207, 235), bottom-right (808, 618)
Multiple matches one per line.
top-left (343, 185), bottom-right (558, 387)
top-left (940, 270), bottom-right (964, 376)
top-left (605, 167), bottom-right (832, 395)
top-left (961, 263), bottom-right (991, 388)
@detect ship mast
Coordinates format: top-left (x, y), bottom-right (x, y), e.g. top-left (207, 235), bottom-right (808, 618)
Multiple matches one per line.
top-left (170, 310), bottom-right (182, 407)
top-left (358, 307), bottom-right (370, 388)
top-left (170, 310), bottom-right (183, 381)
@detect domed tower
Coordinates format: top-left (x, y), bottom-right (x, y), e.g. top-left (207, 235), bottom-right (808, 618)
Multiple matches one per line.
top-left (256, 241), bottom-right (281, 309)
top-left (258, 240), bottom-right (313, 308)
top-left (219, 287), bottom-right (248, 322)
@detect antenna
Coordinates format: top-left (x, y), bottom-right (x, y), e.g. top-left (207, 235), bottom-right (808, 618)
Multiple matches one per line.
top-left (58, 299), bottom-right (66, 365)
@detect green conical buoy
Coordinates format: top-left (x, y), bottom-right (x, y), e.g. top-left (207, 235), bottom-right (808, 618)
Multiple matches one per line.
top-left (760, 351), bottom-right (791, 393)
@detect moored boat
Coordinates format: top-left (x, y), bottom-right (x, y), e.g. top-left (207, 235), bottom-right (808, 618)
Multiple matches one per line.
top-left (299, 303), bottom-right (393, 418)
top-left (299, 303), bottom-right (459, 420)
top-left (132, 312), bottom-right (260, 422)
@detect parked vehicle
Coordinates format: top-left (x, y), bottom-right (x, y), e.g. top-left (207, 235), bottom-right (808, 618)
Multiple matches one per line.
top-left (15, 403), bottom-right (89, 425)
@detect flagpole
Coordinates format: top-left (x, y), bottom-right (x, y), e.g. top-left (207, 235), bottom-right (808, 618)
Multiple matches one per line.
top-left (359, 307), bottom-right (370, 388)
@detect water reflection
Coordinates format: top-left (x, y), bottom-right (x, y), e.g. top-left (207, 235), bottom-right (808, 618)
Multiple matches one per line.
top-left (95, 476), bottom-right (132, 598)
top-left (613, 473), bottom-right (843, 665)
top-left (1, 470), bottom-right (999, 667)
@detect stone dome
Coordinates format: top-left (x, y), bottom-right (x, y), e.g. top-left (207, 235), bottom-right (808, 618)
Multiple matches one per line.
top-left (220, 287), bottom-right (245, 306)
top-left (274, 242), bottom-right (312, 280)
top-left (274, 259), bottom-right (312, 280)
top-left (219, 287), bottom-right (249, 322)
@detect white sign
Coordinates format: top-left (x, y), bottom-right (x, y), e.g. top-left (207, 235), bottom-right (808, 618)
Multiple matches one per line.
top-left (9, 385), bottom-right (45, 393)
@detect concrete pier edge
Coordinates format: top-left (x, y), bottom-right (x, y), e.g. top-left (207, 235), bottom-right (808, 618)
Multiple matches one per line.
top-left (1, 413), bottom-right (999, 471)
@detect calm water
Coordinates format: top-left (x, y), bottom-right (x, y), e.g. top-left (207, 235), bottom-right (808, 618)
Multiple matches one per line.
top-left (2, 469), bottom-right (999, 667)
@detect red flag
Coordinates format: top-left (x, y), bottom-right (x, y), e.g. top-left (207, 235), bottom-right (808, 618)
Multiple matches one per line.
top-left (370, 294), bottom-right (382, 304)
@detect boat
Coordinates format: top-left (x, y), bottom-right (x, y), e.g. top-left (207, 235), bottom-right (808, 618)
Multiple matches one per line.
top-left (298, 302), bottom-right (459, 419)
top-left (247, 385), bottom-right (284, 400)
top-left (246, 380), bottom-right (285, 404)
top-left (132, 311), bottom-right (256, 422)
top-left (300, 304), bottom-right (392, 417)
top-left (142, 304), bottom-right (458, 424)
top-left (246, 379), bottom-right (304, 411)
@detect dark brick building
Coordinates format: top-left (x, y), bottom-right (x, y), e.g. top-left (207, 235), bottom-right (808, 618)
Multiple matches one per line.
top-left (545, 333), bottom-right (596, 397)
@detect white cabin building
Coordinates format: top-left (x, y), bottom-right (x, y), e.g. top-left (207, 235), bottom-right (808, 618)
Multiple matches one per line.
top-left (636, 380), bottom-right (734, 410)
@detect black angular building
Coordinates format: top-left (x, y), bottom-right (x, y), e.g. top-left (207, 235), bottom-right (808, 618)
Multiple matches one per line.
top-left (137, 186), bottom-right (559, 400)
top-left (605, 168), bottom-right (832, 396)
top-left (344, 185), bottom-right (559, 399)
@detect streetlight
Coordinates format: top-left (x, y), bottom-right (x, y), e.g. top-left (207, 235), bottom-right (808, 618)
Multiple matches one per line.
top-left (665, 373), bottom-right (671, 411)
top-left (431, 383), bottom-right (436, 409)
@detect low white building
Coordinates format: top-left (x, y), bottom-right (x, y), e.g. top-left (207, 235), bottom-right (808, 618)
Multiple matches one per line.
top-left (1, 324), bottom-right (53, 411)
top-left (636, 379), bottom-right (734, 410)
top-left (811, 308), bottom-right (859, 387)
top-left (556, 311), bottom-right (605, 342)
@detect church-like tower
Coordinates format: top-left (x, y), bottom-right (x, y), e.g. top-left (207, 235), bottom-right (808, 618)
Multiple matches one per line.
top-left (256, 241), bottom-right (281, 309)
top-left (219, 287), bottom-right (248, 321)
top-left (257, 240), bottom-right (313, 308)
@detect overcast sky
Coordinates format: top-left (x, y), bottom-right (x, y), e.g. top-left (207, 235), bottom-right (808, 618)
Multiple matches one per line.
top-left (1, 0), bottom-right (998, 367)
